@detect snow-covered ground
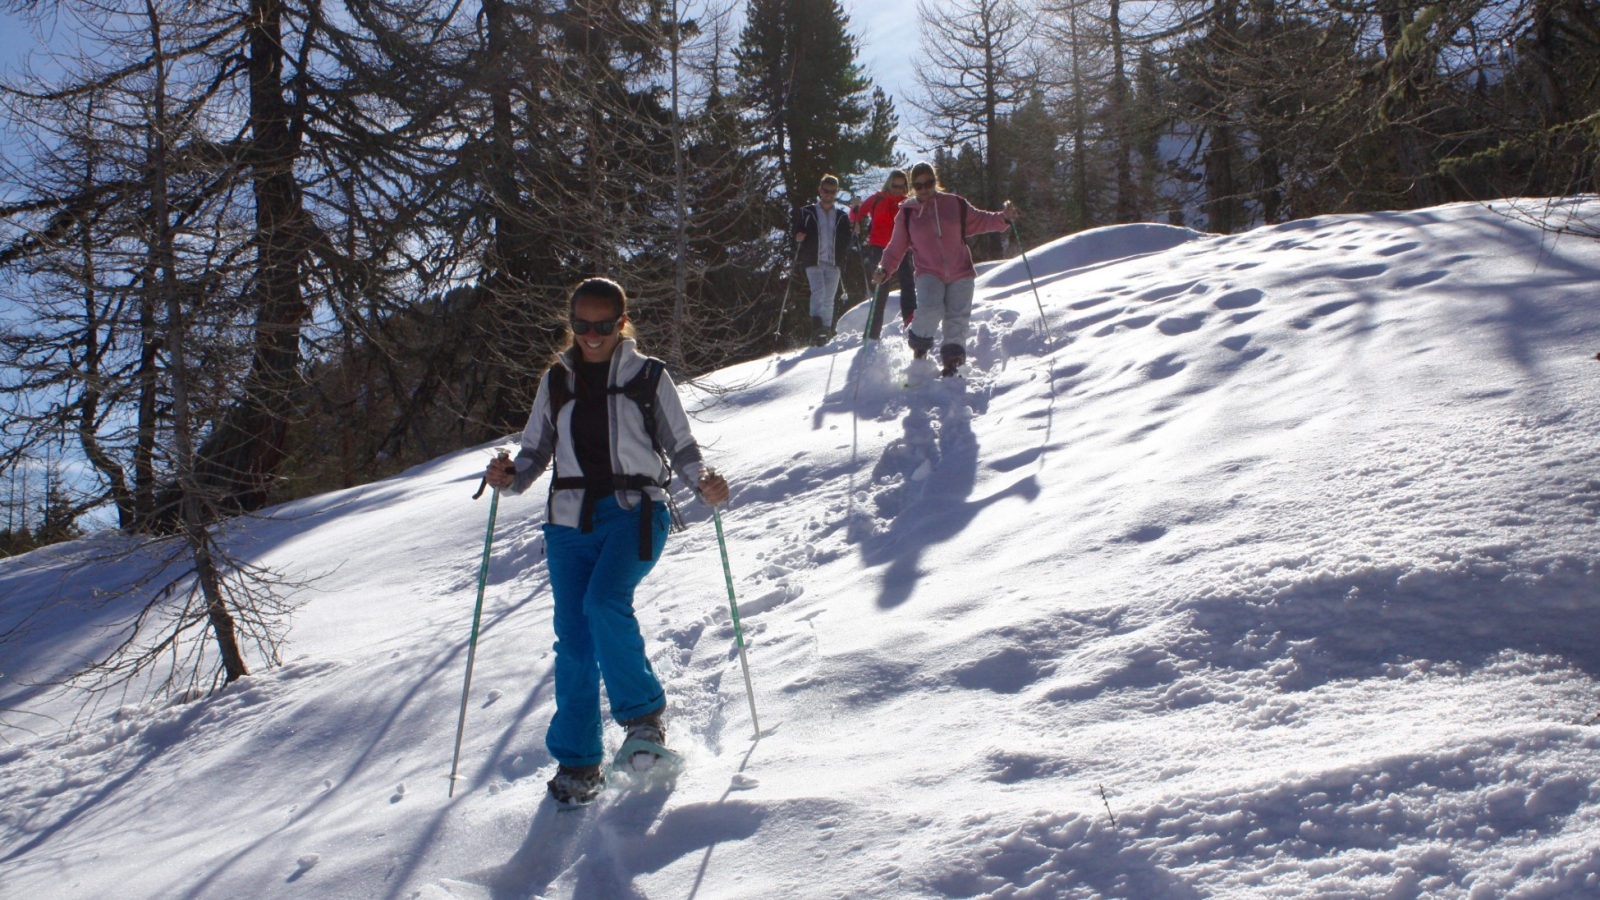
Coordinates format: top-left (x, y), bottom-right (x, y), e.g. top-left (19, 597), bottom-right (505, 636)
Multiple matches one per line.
top-left (3, 198), bottom-right (1600, 900)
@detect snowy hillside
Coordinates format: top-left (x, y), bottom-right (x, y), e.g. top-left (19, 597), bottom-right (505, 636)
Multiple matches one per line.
top-left (4, 198), bottom-right (1600, 900)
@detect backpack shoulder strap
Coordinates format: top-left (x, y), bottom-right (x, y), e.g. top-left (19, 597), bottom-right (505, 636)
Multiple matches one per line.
top-left (545, 365), bottom-right (573, 420)
top-left (613, 357), bottom-right (667, 456)
top-left (544, 365), bottom-right (574, 454)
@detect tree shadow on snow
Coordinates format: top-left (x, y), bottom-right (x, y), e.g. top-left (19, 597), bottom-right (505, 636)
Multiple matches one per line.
top-left (163, 575), bottom-right (558, 900)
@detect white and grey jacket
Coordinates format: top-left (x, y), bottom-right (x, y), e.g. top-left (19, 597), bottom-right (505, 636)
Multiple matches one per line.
top-left (507, 340), bottom-right (705, 529)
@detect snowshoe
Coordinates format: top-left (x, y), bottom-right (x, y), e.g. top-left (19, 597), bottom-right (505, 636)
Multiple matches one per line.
top-left (903, 357), bottom-right (939, 388)
top-left (612, 719), bottom-right (683, 779)
top-left (546, 764), bottom-right (605, 807)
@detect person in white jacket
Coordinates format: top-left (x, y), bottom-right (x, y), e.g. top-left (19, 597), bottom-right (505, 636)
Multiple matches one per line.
top-left (484, 277), bottom-right (728, 805)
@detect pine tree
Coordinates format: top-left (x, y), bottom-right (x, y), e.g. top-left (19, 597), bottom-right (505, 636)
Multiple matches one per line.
top-left (735, 0), bottom-right (894, 208)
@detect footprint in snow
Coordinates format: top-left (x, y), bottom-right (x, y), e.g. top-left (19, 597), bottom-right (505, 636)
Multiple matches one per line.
top-left (739, 583), bottom-right (804, 617)
top-left (1394, 270), bottom-right (1447, 289)
top-left (1214, 288), bottom-right (1263, 310)
top-left (1137, 280), bottom-right (1202, 303)
top-left (1330, 263), bottom-right (1387, 279)
top-left (1157, 313), bottom-right (1206, 336)
top-left (1375, 241), bottom-right (1420, 257)
top-left (1290, 299), bottom-right (1360, 329)
top-left (1144, 354), bottom-right (1186, 380)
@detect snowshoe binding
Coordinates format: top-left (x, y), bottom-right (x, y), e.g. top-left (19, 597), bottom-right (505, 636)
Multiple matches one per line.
top-left (613, 715), bottom-right (683, 780)
top-left (547, 763), bottom-right (605, 807)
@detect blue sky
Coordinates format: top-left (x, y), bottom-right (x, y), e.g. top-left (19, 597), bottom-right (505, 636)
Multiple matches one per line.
top-left (845, 0), bottom-right (928, 153)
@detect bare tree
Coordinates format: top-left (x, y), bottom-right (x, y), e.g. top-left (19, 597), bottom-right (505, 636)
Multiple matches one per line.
top-left (0, 0), bottom-right (305, 699)
top-left (913, 0), bottom-right (1040, 217)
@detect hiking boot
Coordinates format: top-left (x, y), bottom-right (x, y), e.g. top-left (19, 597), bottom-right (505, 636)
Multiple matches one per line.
top-left (546, 764), bottom-right (604, 806)
top-left (907, 330), bottom-right (934, 360)
top-left (811, 317), bottom-right (831, 346)
top-left (939, 343), bottom-right (966, 377)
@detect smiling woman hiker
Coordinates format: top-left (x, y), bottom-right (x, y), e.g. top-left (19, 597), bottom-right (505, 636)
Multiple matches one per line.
top-left (874, 161), bottom-right (1019, 377)
top-left (483, 277), bottom-right (730, 806)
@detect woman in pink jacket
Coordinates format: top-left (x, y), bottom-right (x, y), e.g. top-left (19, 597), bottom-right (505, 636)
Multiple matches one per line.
top-left (874, 161), bottom-right (1018, 377)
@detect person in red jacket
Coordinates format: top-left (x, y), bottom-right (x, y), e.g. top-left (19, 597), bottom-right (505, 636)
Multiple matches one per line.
top-left (874, 161), bottom-right (1018, 377)
top-left (851, 169), bottom-right (917, 339)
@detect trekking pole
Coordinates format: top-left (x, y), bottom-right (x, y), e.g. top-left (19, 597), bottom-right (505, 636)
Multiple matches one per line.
top-left (1011, 220), bottom-right (1054, 344)
top-left (709, 487), bottom-right (760, 739)
top-left (853, 231), bottom-right (884, 342)
top-left (774, 244), bottom-right (802, 339)
top-left (448, 450), bottom-right (508, 797)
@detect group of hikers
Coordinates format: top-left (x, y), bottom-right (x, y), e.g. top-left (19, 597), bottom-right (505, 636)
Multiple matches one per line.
top-left (481, 159), bottom-right (1018, 805)
top-left (792, 161), bottom-right (1019, 377)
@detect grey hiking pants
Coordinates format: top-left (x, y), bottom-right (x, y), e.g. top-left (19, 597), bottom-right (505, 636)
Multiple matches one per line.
top-left (805, 265), bottom-right (842, 323)
top-left (908, 274), bottom-right (975, 351)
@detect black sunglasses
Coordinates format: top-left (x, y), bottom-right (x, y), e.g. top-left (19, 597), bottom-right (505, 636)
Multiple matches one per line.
top-left (912, 179), bottom-right (935, 190)
top-left (571, 317), bottom-right (622, 336)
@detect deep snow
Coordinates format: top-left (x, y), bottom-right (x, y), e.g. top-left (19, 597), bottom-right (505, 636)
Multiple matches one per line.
top-left (3, 198), bottom-right (1600, 900)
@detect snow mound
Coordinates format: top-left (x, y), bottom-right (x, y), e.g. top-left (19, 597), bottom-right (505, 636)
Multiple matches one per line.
top-left (977, 222), bottom-right (1207, 290)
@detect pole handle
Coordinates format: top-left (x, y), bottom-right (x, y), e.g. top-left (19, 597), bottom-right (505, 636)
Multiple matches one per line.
top-left (472, 449), bottom-right (512, 500)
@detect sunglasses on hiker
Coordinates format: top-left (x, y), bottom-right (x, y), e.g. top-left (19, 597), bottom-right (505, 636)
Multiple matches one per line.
top-left (571, 317), bottom-right (622, 336)
top-left (912, 179), bottom-right (935, 190)
top-left (819, 186), bottom-right (838, 194)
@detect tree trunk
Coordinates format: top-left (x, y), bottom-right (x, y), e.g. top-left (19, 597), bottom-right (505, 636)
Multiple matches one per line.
top-left (1204, 0), bottom-right (1244, 232)
top-left (156, 0), bottom-right (311, 523)
top-left (1110, 0), bottom-right (1136, 223)
top-left (1377, 0), bottom-right (1442, 208)
top-left (669, 0), bottom-right (688, 371)
top-left (1067, 6), bottom-right (1090, 231)
top-left (146, 0), bottom-right (249, 683)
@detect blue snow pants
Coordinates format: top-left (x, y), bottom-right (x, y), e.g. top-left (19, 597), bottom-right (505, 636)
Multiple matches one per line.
top-left (542, 495), bottom-right (671, 767)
